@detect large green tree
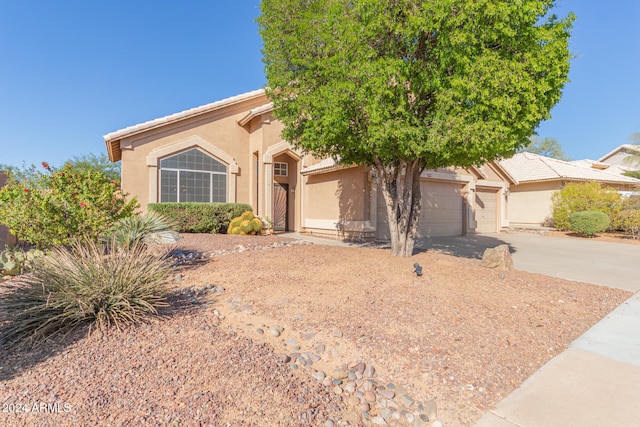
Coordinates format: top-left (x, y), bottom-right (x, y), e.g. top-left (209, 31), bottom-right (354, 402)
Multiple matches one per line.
top-left (518, 136), bottom-right (570, 160)
top-left (259, 0), bottom-right (574, 256)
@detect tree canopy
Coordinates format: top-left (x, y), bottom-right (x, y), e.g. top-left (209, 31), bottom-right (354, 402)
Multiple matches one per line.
top-left (259, 0), bottom-right (574, 256)
top-left (518, 136), bottom-right (570, 160)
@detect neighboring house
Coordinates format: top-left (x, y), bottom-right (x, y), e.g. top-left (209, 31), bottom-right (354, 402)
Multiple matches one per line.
top-left (104, 89), bottom-right (511, 240)
top-left (498, 152), bottom-right (640, 227)
top-left (598, 144), bottom-right (640, 168)
top-left (0, 171), bottom-right (17, 248)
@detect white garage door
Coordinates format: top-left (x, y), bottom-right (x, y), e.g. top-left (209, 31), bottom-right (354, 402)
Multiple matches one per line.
top-left (417, 181), bottom-right (464, 237)
top-left (475, 188), bottom-right (498, 233)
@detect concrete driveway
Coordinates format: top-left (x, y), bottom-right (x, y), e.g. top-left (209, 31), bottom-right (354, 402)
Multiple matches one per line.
top-left (415, 231), bottom-right (640, 293)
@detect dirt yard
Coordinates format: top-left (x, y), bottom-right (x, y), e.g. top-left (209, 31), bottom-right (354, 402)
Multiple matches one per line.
top-left (0, 233), bottom-right (631, 426)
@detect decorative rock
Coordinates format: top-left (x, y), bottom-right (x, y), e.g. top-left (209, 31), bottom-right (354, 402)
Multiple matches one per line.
top-left (332, 379), bottom-right (343, 385)
top-left (334, 370), bottom-right (348, 380)
top-left (272, 324), bottom-right (285, 333)
top-left (323, 378), bottom-right (332, 387)
top-left (364, 391), bottom-right (376, 402)
top-left (333, 386), bottom-right (343, 395)
top-left (277, 354), bottom-right (291, 363)
top-left (371, 416), bottom-right (388, 425)
top-left (419, 414), bottom-right (429, 422)
top-left (399, 395), bottom-right (415, 408)
top-left (404, 412), bottom-right (415, 423)
top-left (364, 364), bottom-right (376, 378)
top-left (269, 328), bottom-right (281, 337)
top-left (312, 371), bottom-right (326, 382)
top-left (359, 402), bottom-right (370, 412)
top-left (285, 338), bottom-right (298, 346)
top-left (301, 331), bottom-right (316, 340)
top-left (431, 421), bottom-right (444, 427)
top-left (310, 354), bottom-right (321, 362)
top-left (380, 408), bottom-right (393, 421)
top-left (256, 328), bottom-right (264, 335)
top-left (425, 400), bottom-right (437, 421)
top-left (347, 396), bottom-right (360, 407)
top-left (325, 420), bottom-right (335, 427)
top-left (289, 363), bottom-right (298, 370)
top-left (480, 244), bottom-right (513, 270)
top-left (333, 330), bottom-right (343, 337)
top-left (379, 390), bottom-right (395, 400)
top-left (357, 362), bottom-right (366, 375)
top-left (344, 382), bottom-right (356, 393)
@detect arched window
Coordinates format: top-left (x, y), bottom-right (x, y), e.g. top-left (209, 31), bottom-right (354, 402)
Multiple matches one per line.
top-left (159, 148), bottom-right (227, 202)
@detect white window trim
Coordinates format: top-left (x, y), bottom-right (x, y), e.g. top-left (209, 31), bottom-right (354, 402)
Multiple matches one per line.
top-left (274, 162), bottom-right (288, 177)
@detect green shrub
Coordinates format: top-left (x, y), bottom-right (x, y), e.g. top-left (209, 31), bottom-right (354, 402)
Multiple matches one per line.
top-left (616, 210), bottom-right (640, 239)
top-left (551, 182), bottom-right (621, 230)
top-left (0, 162), bottom-right (138, 248)
top-left (108, 211), bottom-right (180, 248)
top-left (147, 203), bottom-right (252, 233)
top-left (0, 238), bottom-right (171, 347)
top-left (569, 211), bottom-right (610, 237)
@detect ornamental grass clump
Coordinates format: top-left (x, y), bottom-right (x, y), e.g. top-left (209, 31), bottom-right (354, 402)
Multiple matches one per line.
top-left (0, 238), bottom-right (171, 348)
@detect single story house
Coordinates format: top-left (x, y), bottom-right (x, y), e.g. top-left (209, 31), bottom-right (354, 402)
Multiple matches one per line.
top-left (598, 144), bottom-right (640, 168)
top-left (498, 152), bottom-right (640, 227)
top-left (104, 89), bottom-right (512, 240)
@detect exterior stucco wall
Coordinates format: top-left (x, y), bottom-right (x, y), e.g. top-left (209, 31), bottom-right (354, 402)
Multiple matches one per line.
top-left (508, 181), bottom-right (560, 226)
top-left (302, 166), bottom-right (370, 238)
top-left (119, 96), bottom-right (272, 210)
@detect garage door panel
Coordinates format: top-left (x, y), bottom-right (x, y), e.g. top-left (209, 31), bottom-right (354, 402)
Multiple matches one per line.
top-left (418, 181), bottom-right (464, 237)
top-left (475, 188), bottom-right (498, 233)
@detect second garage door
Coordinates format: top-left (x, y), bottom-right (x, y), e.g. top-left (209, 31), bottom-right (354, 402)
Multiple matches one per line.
top-left (474, 187), bottom-right (499, 233)
top-left (417, 181), bottom-right (464, 237)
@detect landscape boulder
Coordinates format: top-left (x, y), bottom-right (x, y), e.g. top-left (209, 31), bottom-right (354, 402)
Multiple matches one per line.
top-left (480, 244), bottom-right (513, 271)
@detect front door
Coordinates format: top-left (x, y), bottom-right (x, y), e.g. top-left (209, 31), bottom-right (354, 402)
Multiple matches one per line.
top-left (273, 183), bottom-right (288, 231)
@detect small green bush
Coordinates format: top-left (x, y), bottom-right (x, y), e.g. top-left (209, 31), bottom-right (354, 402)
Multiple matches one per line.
top-left (0, 238), bottom-right (171, 347)
top-left (147, 203), bottom-right (252, 233)
top-left (227, 211), bottom-right (263, 235)
top-left (616, 210), bottom-right (640, 239)
top-left (551, 182), bottom-right (621, 230)
top-left (569, 211), bottom-right (610, 237)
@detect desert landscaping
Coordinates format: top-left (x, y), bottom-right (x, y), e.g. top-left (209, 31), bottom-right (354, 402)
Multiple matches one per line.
top-left (0, 233), bottom-right (631, 426)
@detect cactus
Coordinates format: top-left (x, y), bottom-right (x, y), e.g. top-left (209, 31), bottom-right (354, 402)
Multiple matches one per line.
top-left (226, 211), bottom-right (266, 236)
top-left (0, 247), bottom-right (44, 276)
top-left (251, 218), bottom-right (263, 233)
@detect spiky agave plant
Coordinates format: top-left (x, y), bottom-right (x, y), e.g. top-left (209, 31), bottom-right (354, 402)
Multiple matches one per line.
top-left (0, 238), bottom-right (171, 348)
top-left (110, 211), bottom-right (181, 248)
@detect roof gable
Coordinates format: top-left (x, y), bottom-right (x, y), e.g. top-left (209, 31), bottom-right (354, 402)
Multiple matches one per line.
top-left (104, 89), bottom-right (269, 161)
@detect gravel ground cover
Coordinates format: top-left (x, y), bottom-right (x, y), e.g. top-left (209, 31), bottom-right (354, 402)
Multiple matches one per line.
top-left (0, 233), bottom-right (631, 426)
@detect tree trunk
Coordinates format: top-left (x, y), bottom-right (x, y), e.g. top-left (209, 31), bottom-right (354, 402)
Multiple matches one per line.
top-left (374, 157), bottom-right (422, 257)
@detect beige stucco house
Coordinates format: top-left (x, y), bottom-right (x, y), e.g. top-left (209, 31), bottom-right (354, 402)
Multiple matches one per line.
top-left (498, 152), bottom-right (640, 227)
top-left (104, 89), bottom-right (512, 240)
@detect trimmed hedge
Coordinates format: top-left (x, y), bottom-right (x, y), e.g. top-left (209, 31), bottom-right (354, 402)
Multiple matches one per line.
top-left (147, 203), bottom-right (252, 234)
top-left (616, 210), bottom-right (640, 239)
top-left (569, 211), bottom-right (610, 237)
top-left (551, 182), bottom-right (621, 230)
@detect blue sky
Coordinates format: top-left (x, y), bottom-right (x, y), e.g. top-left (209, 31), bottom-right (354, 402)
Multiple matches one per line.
top-left (1, 1), bottom-right (638, 168)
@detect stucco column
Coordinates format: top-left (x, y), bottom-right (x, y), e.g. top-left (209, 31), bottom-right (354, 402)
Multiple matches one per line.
top-left (263, 161), bottom-right (274, 221)
top-left (148, 165), bottom-right (158, 204)
top-left (368, 170), bottom-right (378, 230)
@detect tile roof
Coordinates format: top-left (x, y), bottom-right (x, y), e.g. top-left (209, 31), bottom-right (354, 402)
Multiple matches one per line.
top-left (498, 152), bottom-right (640, 185)
top-left (300, 157), bottom-right (340, 174)
top-left (104, 89), bottom-right (267, 161)
top-left (104, 89), bottom-right (266, 143)
top-left (570, 159), bottom-right (634, 176)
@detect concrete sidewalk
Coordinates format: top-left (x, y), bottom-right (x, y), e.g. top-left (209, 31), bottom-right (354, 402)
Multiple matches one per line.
top-left (474, 291), bottom-right (640, 427)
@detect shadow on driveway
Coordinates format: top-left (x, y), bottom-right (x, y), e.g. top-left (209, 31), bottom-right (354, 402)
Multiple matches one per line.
top-left (414, 233), bottom-right (514, 259)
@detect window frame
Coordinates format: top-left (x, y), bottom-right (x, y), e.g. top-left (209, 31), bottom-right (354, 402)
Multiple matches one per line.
top-left (274, 161), bottom-right (288, 177)
top-left (158, 148), bottom-right (228, 203)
